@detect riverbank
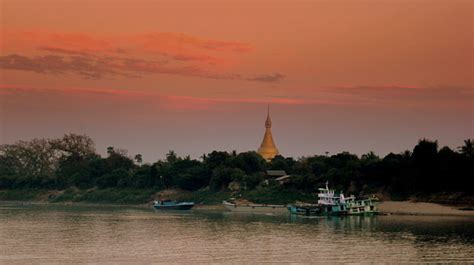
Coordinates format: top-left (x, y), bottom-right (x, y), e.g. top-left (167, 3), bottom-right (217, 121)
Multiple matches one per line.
top-left (378, 201), bottom-right (474, 216)
top-left (1, 200), bottom-right (473, 217)
top-left (1, 189), bottom-right (473, 216)
top-left (0, 187), bottom-right (315, 205)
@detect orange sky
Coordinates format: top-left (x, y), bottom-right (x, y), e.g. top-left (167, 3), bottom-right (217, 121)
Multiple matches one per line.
top-left (1, 0), bottom-right (472, 160)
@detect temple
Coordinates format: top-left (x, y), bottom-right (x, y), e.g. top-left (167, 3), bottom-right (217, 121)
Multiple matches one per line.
top-left (257, 105), bottom-right (279, 161)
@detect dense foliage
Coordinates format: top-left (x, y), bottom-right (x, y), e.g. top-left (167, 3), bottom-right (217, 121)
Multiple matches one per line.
top-left (0, 134), bottom-right (472, 201)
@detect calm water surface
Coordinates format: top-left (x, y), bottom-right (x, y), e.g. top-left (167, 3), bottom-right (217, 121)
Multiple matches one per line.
top-left (0, 203), bottom-right (473, 264)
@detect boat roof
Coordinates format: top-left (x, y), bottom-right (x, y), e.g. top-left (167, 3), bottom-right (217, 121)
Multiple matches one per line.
top-left (266, 170), bottom-right (287, 176)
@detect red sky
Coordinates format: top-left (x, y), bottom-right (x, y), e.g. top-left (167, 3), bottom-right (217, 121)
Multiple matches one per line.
top-left (1, 0), bottom-right (472, 161)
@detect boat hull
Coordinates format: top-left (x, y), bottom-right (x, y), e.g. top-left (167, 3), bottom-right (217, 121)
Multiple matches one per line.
top-left (223, 201), bottom-right (287, 214)
top-left (288, 204), bottom-right (348, 216)
top-left (287, 205), bottom-right (322, 216)
top-left (346, 198), bottom-right (380, 215)
top-left (153, 204), bottom-right (194, 210)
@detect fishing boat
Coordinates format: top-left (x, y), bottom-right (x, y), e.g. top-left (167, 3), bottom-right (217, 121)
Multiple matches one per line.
top-left (317, 182), bottom-right (347, 215)
top-left (153, 200), bottom-right (195, 210)
top-left (223, 199), bottom-right (287, 214)
top-left (345, 195), bottom-right (379, 215)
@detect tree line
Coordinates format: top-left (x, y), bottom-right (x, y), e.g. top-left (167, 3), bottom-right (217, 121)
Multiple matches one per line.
top-left (0, 133), bottom-right (472, 199)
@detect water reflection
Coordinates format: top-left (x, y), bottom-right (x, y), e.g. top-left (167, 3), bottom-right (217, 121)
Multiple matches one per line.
top-left (0, 203), bottom-right (473, 263)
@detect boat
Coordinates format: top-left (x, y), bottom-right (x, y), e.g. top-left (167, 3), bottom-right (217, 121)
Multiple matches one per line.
top-left (153, 200), bottom-right (195, 210)
top-left (345, 195), bottom-right (380, 215)
top-left (223, 199), bottom-right (287, 214)
top-left (287, 204), bottom-right (322, 216)
top-left (316, 182), bottom-right (348, 215)
top-left (287, 182), bottom-right (347, 216)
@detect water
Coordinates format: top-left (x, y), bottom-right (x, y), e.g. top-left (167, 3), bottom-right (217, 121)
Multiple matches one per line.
top-left (0, 203), bottom-right (473, 264)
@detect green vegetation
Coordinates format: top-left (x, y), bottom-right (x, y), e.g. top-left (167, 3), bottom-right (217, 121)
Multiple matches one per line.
top-left (50, 188), bottom-right (157, 204)
top-left (0, 189), bottom-right (43, 201)
top-left (0, 134), bottom-right (473, 205)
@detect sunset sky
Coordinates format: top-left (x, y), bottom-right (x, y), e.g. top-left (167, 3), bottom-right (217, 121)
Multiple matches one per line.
top-left (1, 0), bottom-right (472, 161)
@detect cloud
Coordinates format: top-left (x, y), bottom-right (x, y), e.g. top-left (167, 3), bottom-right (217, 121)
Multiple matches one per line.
top-left (247, 73), bottom-right (285, 82)
top-left (0, 54), bottom-right (136, 79)
top-left (137, 32), bottom-right (253, 53)
top-left (0, 85), bottom-right (311, 114)
top-left (327, 84), bottom-right (472, 100)
top-left (1, 30), bottom-right (282, 82)
top-left (2, 84), bottom-right (469, 114)
top-left (37, 47), bottom-right (92, 57)
top-left (320, 84), bottom-right (473, 109)
top-left (0, 52), bottom-right (285, 82)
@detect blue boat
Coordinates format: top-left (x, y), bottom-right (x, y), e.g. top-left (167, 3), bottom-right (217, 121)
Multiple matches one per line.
top-left (287, 204), bottom-right (322, 216)
top-left (153, 200), bottom-right (195, 210)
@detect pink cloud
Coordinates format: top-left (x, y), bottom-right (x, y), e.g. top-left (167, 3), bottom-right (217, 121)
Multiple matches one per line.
top-left (135, 32), bottom-right (253, 53)
top-left (2, 84), bottom-right (469, 115)
top-left (0, 85), bottom-right (311, 112)
top-left (1, 30), bottom-right (283, 82)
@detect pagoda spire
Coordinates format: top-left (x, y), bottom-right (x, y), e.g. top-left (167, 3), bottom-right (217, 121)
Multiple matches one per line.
top-left (265, 104), bottom-right (271, 128)
top-left (258, 105), bottom-right (279, 161)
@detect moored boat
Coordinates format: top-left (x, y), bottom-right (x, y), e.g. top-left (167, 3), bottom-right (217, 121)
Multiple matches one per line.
top-left (288, 182), bottom-right (348, 216)
top-left (153, 200), bottom-right (195, 210)
top-left (317, 182), bottom-right (348, 215)
top-left (345, 195), bottom-right (379, 215)
top-left (287, 204), bottom-right (322, 216)
top-left (223, 200), bottom-right (287, 214)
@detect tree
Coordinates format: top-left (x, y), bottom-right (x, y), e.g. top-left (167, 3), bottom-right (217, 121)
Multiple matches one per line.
top-left (168, 158), bottom-right (210, 191)
top-left (166, 150), bottom-right (178, 163)
top-left (51, 133), bottom-right (95, 158)
top-left (96, 168), bottom-right (131, 188)
top-left (134, 154), bottom-right (143, 165)
top-left (412, 139), bottom-right (439, 192)
top-left (361, 151), bottom-right (379, 162)
top-left (209, 167), bottom-right (243, 191)
top-left (203, 151), bottom-right (231, 170)
top-left (0, 139), bottom-right (58, 183)
top-left (107, 146), bottom-right (114, 156)
top-left (230, 151), bottom-right (266, 174)
top-left (459, 139), bottom-right (474, 158)
top-left (106, 150), bottom-right (134, 171)
top-left (413, 139), bottom-right (438, 164)
top-left (269, 155), bottom-right (296, 173)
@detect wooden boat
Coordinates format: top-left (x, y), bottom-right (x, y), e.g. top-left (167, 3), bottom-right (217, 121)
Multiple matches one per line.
top-left (287, 204), bottom-right (322, 216)
top-left (345, 195), bottom-right (379, 215)
top-left (153, 200), bottom-right (195, 210)
top-left (223, 200), bottom-right (287, 214)
top-left (287, 204), bottom-right (347, 216)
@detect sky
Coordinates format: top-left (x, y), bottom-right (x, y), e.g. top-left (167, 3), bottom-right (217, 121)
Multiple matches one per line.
top-left (0, 0), bottom-right (472, 162)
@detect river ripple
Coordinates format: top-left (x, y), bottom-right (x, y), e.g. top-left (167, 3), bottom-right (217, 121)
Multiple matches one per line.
top-left (0, 203), bottom-right (473, 264)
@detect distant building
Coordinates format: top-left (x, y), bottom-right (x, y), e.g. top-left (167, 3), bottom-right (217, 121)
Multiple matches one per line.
top-left (264, 170), bottom-right (293, 185)
top-left (257, 106), bottom-right (279, 161)
top-left (266, 170), bottom-right (287, 178)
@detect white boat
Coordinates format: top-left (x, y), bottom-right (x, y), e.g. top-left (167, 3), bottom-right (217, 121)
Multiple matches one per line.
top-left (223, 200), bottom-right (287, 214)
top-left (316, 182), bottom-right (347, 215)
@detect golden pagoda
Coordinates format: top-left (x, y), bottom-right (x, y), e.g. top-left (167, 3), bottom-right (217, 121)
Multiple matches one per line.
top-left (258, 105), bottom-right (279, 161)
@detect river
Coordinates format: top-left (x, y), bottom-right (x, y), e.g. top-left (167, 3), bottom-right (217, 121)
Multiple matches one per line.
top-left (0, 203), bottom-right (473, 263)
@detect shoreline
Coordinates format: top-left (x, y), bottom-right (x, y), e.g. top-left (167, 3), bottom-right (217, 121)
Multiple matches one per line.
top-left (377, 201), bottom-right (474, 217)
top-left (1, 200), bottom-right (473, 217)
